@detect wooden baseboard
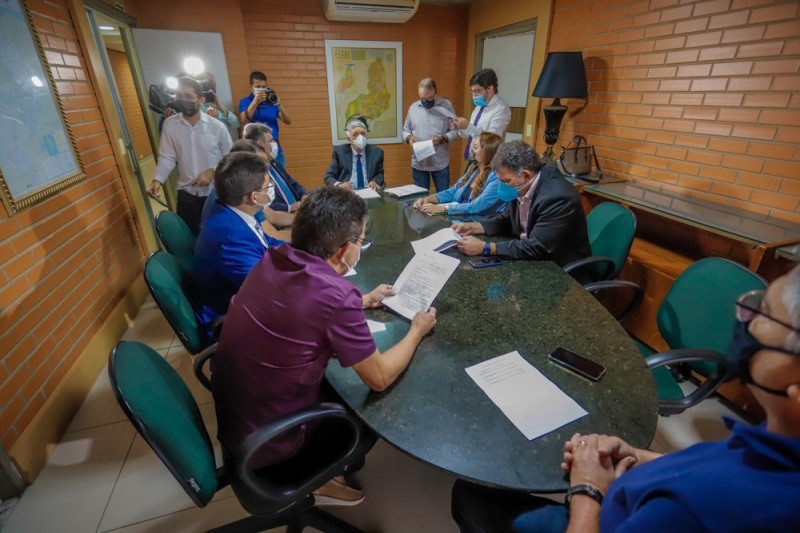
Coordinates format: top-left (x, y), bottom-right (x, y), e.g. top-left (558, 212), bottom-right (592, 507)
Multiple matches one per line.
top-left (9, 277), bottom-right (148, 484)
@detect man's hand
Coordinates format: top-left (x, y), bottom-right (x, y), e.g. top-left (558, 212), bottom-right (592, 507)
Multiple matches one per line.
top-left (407, 135), bottom-right (417, 145)
top-left (163, 108), bottom-right (175, 119)
top-left (368, 181), bottom-right (382, 192)
top-left (338, 182), bottom-right (353, 191)
top-left (420, 203), bottom-right (446, 215)
top-left (195, 168), bottom-right (215, 187)
top-left (206, 106), bottom-right (219, 119)
top-left (456, 236), bottom-right (485, 256)
top-left (451, 222), bottom-right (483, 236)
top-left (363, 284), bottom-right (396, 309)
top-left (452, 117), bottom-right (469, 130)
top-left (146, 180), bottom-right (162, 195)
top-left (565, 434), bottom-right (634, 495)
top-left (290, 200), bottom-right (303, 212)
top-left (410, 307), bottom-right (437, 338)
top-left (253, 91), bottom-right (267, 105)
top-left (432, 135), bottom-right (444, 145)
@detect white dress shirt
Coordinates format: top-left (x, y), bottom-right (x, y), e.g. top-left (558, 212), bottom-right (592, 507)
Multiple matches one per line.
top-left (459, 93), bottom-right (512, 151)
top-left (229, 206), bottom-right (268, 248)
top-left (153, 112), bottom-right (233, 196)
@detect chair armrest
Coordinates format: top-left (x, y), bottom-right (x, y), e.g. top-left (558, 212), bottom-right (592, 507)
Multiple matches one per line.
top-left (645, 349), bottom-right (729, 416)
top-left (563, 255), bottom-right (616, 282)
top-left (584, 280), bottom-right (643, 323)
top-left (236, 403), bottom-right (362, 501)
top-left (193, 344), bottom-right (215, 392)
top-left (210, 314), bottom-right (226, 340)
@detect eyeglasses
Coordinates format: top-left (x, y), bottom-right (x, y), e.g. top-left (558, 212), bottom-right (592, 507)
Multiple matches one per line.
top-left (347, 237), bottom-right (373, 253)
top-left (736, 290), bottom-right (800, 332)
top-left (470, 87), bottom-right (487, 96)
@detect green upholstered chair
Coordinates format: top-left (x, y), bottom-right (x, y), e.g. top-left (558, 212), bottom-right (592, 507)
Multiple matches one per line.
top-left (564, 202), bottom-right (637, 282)
top-left (109, 341), bottom-right (371, 533)
top-left (155, 211), bottom-right (197, 275)
top-left (144, 251), bottom-right (208, 354)
top-left (637, 257), bottom-right (768, 416)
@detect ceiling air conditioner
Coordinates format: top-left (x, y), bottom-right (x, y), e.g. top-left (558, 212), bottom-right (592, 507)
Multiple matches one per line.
top-left (322, 0), bottom-right (420, 23)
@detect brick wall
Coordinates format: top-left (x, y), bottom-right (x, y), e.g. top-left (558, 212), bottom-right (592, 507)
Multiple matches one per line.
top-left (542, 0), bottom-right (800, 222)
top-left (107, 48), bottom-right (154, 160)
top-left (0, 0), bottom-right (144, 450)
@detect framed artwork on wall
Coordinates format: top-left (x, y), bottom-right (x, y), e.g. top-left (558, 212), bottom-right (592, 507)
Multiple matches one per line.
top-left (324, 40), bottom-right (403, 145)
top-left (0, 0), bottom-right (86, 215)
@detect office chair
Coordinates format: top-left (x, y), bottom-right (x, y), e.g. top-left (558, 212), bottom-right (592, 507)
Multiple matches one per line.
top-left (109, 340), bottom-right (370, 533)
top-left (564, 202), bottom-right (637, 282)
top-left (636, 257), bottom-right (767, 416)
top-left (155, 210), bottom-right (197, 275)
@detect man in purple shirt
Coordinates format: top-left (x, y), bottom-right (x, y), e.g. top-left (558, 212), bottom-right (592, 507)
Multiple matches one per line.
top-left (214, 186), bottom-right (437, 505)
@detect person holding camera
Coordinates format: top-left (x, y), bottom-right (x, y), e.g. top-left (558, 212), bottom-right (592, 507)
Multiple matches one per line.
top-left (239, 71), bottom-right (291, 166)
top-left (196, 72), bottom-right (239, 132)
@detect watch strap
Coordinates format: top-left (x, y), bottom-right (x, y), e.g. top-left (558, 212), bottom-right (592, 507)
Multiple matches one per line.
top-left (483, 242), bottom-right (491, 257)
top-left (565, 484), bottom-right (604, 508)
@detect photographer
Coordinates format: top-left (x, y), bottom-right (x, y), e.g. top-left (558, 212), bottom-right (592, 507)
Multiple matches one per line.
top-left (239, 71), bottom-right (291, 166)
top-left (196, 71), bottom-right (239, 131)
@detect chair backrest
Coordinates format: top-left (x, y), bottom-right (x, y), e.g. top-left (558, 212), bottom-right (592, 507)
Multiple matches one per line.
top-left (108, 341), bottom-right (218, 507)
top-left (144, 251), bottom-right (206, 354)
top-left (586, 202), bottom-right (637, 279)
top-left (155, 211), bottom-right (196, 275)
top-left (657, 257), bottom-right (767, 355)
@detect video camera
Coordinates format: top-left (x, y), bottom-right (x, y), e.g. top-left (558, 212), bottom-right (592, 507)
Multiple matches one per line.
top-left (255, 87), bottom-right (279, 105)
top-left (198, 79), bottom-right (216, 103)
top-left (148, 82), bottom-right (176, 115)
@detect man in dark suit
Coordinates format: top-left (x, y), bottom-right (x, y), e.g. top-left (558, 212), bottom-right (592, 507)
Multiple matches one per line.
top-left (453, 140), bottom-right (590, 267)
top-left (323, 117), bottom-right (385, 190)
top-left (193, 151), bottom-right (284, 322)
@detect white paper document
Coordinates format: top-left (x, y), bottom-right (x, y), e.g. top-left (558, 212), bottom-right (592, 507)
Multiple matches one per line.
top-left (366, 320), bottom-right (387, 333)
top-left (382, 252), bottom-right (460, 320)
top-left (432, 106), bottom-right (456, 119)
top-left (344, 268), bottom-right (357, 277)
top-left (466, 351), bottom-right (588, 440)
top-left (412, 140), bottom-right (436, 161)
top-left (411, 228), bottom-right (463, 255)
top-left (354, 187), bottom-right (381, 199)
top-left (384, 184), bottom-right (429, 197)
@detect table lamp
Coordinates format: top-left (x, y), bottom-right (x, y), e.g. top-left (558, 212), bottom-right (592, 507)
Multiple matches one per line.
top-left (532, 51), bottom-right (588, 163)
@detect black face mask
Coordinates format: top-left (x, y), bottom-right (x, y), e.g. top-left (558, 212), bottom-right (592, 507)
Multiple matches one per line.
top-left (420, 99), bottom-right (435, 109)
top-left (730, 319), bottom-right (797, 397)
top-left (175, 100), bottom-right (199, 117)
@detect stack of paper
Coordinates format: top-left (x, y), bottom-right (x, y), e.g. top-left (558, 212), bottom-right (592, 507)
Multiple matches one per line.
top-left (382, 252), bottom-right (460, 320)
top-left (384, 184), bottom-right (429, 197)
top-left (411, 228), bottom-right (462, 254)
top-left (353, 187), bottom-right (381, 199)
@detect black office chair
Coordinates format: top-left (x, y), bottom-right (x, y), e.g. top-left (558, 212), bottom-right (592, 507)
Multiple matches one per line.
top-left (109, 340), bottom-right (371, 533)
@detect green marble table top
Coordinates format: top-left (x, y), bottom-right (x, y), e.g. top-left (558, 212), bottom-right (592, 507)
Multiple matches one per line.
top-left (326, 194), bottom-right (658, 492)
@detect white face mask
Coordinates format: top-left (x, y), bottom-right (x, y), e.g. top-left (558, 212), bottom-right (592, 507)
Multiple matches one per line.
top-left (269, 141), bottom-right (279, 160)
top-left (352, 134), bottom-right (367, 151)
top-left (254, 183), bottom-right (275, 208)
top-left (341, 242), bottom-right (362, 277)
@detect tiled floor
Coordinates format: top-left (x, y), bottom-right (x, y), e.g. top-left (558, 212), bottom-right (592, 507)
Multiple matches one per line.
top-left (3, 299), bottom-right (744, 533)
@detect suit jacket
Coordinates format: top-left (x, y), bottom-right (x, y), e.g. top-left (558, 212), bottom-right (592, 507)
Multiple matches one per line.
top-left (323, 144), bottom-right (384, 187)
top-left (268, 160), bottom-right (308, 212)
top-left (193, 201), bottom-right (283, 321)
top-left (481, 165), bottom-right (591, 266)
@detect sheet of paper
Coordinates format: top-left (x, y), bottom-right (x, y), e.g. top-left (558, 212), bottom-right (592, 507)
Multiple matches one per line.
top-left (411, 227), bottom-right (463, 255)
top-left (382, 252), bottom-right (460, 320)
top-left (466, 351), bottom-right (588, 440)
top-left (344, 268), bottom-right (357, 277)
top-left (354, 187), bottom-right (381, 199)
top-left (384, 184), bottom-right (429, 197)
top-left (366, 320), bottom-right (386, 333)
top-left (432, 106), bottom-right (456, 119)
top-left (412, 139), bottom-right (436, 161)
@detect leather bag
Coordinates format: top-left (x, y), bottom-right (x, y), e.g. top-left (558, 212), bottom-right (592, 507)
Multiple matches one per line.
top-left (557, 135), bottom-right (603, 180)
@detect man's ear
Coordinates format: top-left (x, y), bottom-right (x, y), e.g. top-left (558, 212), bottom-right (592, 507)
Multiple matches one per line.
top-left (788, 384), bottom-right (800, 404)
top-left (330, 243), bottom-right (348, 266)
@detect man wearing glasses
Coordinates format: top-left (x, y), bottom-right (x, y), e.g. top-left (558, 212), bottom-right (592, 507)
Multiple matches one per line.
top-left (452, 69), bottom-right (511, 161)
top-left (214, 187), bottom-right (437, 505)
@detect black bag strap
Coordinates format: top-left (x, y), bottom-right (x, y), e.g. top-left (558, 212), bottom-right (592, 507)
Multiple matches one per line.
top-left (591, 146), bottom-right (603, 178)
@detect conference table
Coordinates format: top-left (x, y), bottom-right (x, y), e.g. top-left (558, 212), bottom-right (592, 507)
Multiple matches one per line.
top-left (325, 193), bottom-right (658, 492)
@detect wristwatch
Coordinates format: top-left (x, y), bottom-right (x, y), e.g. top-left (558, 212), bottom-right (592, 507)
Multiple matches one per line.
top-left (482, 242), bottom-right (491, 257)
top-left (565, 484), bottom-right (604, 508)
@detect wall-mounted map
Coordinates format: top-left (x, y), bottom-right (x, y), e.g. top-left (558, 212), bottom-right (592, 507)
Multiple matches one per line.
top-left (325, 40), bottom-right (403, 145)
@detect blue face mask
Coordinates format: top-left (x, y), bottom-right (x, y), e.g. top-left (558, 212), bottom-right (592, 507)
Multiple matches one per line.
top-left (497, 179), bottom-right (529, 202)
top-left (472, 95), bottom-right (487, 107)
top-left (729, 319), bottom-right (798, 397)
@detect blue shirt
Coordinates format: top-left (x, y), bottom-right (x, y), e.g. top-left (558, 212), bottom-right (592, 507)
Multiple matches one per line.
top-left (434, 168), bottom-right (508, 216)
top-left (600, 419), bottom-right (800, 533)
top-left (239, 93), bottom-right (281, 141)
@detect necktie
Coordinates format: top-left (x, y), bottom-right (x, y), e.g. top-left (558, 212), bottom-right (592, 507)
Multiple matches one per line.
top-left (463, 106), bottom-right (485, 160)
top-left (356, 153), bottom-right (365, 189)
top-left (255, 221), bottom-right (268, 248)
top-left (269, 164), bottom-right (294, 205)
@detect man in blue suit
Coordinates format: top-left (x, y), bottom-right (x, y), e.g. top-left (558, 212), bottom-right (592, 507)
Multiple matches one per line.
top-left (193, 151), bottom-right (284, 321)
top-left (323, 116), bottom-right (385, 191)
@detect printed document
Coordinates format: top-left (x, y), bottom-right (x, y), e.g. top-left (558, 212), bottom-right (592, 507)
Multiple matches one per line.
top-left (385, 184), bottom-right (429, 197)
top-left (433, 106), bottom-right (456, 119)
top-left (466, 351), bottom-right (588, 440)
top-left (383, 252), bottom-right (460, 320)
top-left (412, 140), bottom-right (436, 161)
top-left (354, 187), bottom-right (381, 199)
top-left (411, 227), bottom-right (462, 255)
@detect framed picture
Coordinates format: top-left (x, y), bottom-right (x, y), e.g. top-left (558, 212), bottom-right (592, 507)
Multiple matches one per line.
top-left (0, 0), bottom-right (86, 215)
top-left (324, 40), bottom-right (403, 145)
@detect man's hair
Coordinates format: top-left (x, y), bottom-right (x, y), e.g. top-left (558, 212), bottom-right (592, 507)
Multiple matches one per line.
top-left (784, 265), bottom-right (800, 351)
top-left (291, 187), bottom-right (367, 259)
top-left (196, 71), bottom-right (216, 86)
top-left (214, 152), bottom-right (268, 206)
top-left (345, 114), bottom-right (369, 133)
top-left (242, 122), bottom-right (272, 143)
top-left (249, 71), bottom-right (267, 84)
top-left (230, 139), bottom-right (267, 155)
top-left (469, 68), bottom-right (498, 91)
top-left (177, 76), bottom-right (203, 98)
top-left (490, 140), bottom-right (544, 175)
top-left (418, 77), bottom-right (437, 91)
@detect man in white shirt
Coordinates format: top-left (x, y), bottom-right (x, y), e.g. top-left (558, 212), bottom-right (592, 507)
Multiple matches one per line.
top-left (452, 69), bottom-right (512, 161)
top-left (147, 77), bottom-right (233, 235)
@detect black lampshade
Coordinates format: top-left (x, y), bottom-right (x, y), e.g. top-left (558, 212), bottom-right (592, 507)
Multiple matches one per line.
top-left (532, 52), bottom-right (588, 99)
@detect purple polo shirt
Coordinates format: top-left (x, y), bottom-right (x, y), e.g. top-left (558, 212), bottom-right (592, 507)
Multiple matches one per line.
top-left (213, 245), bottom-right (376, 468)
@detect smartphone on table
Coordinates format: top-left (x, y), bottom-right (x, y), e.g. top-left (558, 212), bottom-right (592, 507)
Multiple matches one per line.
top-left (468, 257), bottom-right (504, 269)
top-left (548, 347), bottom-right (606, 381)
